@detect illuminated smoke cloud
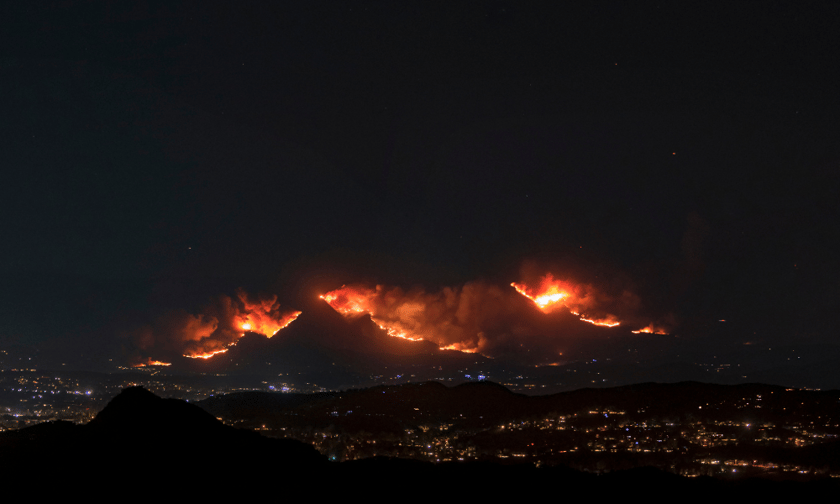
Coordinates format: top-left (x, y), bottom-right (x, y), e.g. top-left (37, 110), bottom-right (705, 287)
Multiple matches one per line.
top-left (231, 289), bottom-right (302, 341)
top-left (512, 266), bottom-right (672, 335)
top-left (128, 268), bottom-right (669, 365)
top-left (322, 281), bottom-right (564, 357)
top-left (130, 289), bottom-right (300, 362)
top-left (322, 268), bottom-right (672, 361)
top-left (511, 273), bottom-right (626, 327)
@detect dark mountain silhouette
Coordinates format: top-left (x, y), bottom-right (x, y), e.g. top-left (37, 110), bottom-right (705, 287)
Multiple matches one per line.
top-left (0, 386), bottom-right (326, 492)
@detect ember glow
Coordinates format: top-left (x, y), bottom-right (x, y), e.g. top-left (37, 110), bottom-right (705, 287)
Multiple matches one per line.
top-left (236, 309), bottom-right (301, 339)
top-left (135, 268), bottom-right (667, 366)
top-left (632, 324), bottom-right (668, 335)
top-left (130, 288), bottom-right (301, 363)
top-left (320, 283), bottom-right (510, 355)
top-left (573, 312), bottom-right (621, 328)
top-left (184, 347), bottom-right (232, 360)
top-left (320, 286), bottom-right (377, 316)
top-left (511, 275), bottom-right (573, 310)
top-left (131, 359), bottom-right (172, 367)
top-left (178, 290), bottom-right (301, 359)
top-left (439, 342), bottom-right (479, 353)
top-left (320, 286), bottom-right (425, 343)
top-left (512, 274), bottom-right (622, 328)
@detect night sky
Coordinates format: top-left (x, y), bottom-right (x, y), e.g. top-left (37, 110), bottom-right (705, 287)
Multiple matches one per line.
top-left (2, 2), bottom-right (838, 374)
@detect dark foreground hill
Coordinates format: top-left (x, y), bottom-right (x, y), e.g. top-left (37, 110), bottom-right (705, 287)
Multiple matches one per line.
top-left (0, 386), bottom-right (325, 492)
top-left (1, 387), bottom-right (837, 499)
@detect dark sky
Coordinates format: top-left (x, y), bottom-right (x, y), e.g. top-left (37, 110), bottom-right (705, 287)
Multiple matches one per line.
top-left (1, 2), bottom-right (838, 361)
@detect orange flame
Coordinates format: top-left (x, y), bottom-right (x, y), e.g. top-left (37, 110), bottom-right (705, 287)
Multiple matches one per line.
top-left (180, 290), bottom-right (302, 359)
top-left (320, 286), bottom-right (425, 342)
top-left (320, 286), bottom-right (376, 316)
top-left (573, 312), bottom-right (621, 328)
top-left (631, 324), bottom-right (668, 335)
top-left (579, 316), bottom-right (620, 328)
top-left (512, 273), bottom-right (621, 328)
top-left (237, 310), bottom-right (301, 338)
top-left (185, 347), bottom-right (231, 359)
top-left (320, 283), bottom-right (533, 357)
top-left (439, 342), bottom-right (478, 353)
top-left (511, 274), bottom-right (572, 311)
top-left (132, 359), bottom-right (172, 367)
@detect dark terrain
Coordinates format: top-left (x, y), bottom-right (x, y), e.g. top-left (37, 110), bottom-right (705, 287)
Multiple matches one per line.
top-left (3, 382), bottom-right (839, 498)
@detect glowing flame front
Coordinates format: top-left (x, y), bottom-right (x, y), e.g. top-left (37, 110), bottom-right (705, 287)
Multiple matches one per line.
top-left (511, 276), bottom-right (571, 310)
top-left (320, 287), bottom-right (375, 316)
top-left (631, 324), bottom-right (668, 335)
top-left (180, 290), bottom-right (302, 360)
top-left (185, 347), bottom-right (231, 360)
top-left (320, 286), bottom-right (425, 343)
top-left (132, 359), bottom-right (172, 367)
top-left (236, 310), bottom-right (301, 338)
top-left (512, 273), bottom-right (621, 328)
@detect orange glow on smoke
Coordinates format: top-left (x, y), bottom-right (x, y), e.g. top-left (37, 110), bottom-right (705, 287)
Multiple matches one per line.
top-left (320, 286), bottom-right (376, 315)
top-left (236, 310), bottom-right (301, 338)
top-left (511, 275), bottom-right (571, 311)
top-left (512, 274), bottom-right (621, 328)
top-left (181, 290), bottom-right (302, 360)
top-left (139, 267), bottom-right (668, 364)
top-left (321, 286), bottom-right (425, 342)
top-left (320, 283), bottom-right (522, 356)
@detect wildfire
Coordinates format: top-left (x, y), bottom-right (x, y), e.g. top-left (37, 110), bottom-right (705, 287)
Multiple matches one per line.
top-left (320, 284), bottom-right (509, 356)
top-left (179, 290), bottom-right (302, 360)
top-left (574, 312), bottom-right (621, 328)
top-left (439, 342), bottom-right (479, 353)
top-left (375, 322), bottom-right (423, 342)
top-left (511, 275), bottom-right (571, 310)
top-left (134, 262), bottom-right (672, 365)
top-left (184, 347), bottom-right (232, 359)
top-left (320, 286), bottom-right (426, 343)
top-left (237, 310), bottom-right (301, 338)
top-left (320, 286), bottom-right (376, 316)
top-left (512, 274), bottom-right (621, 328)
top-left (631, 324), bottom-right (668, 335)
top-left (132, 359), bottom-right (172, 367)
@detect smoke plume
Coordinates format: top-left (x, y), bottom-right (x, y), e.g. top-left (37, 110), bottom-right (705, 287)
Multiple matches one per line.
top-left (129, 289), bottom-right (300, 362)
